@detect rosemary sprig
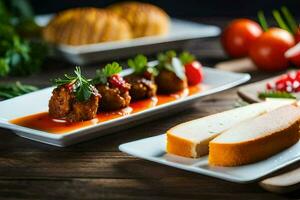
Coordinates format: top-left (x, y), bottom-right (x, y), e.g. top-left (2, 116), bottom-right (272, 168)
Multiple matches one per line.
top-left (54, 67), bottom-right (95, 102)
top-left (0, 81), bottom-right (38, 99)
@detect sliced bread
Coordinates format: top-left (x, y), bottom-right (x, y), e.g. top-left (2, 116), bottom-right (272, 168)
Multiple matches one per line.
top-left (166, 99), bottom-right (296, 158)
top-left (209, 105), bottom-right (300, 166)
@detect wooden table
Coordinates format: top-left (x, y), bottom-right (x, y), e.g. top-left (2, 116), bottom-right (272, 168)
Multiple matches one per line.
top-left (1, 19), bottom-right (300, 199)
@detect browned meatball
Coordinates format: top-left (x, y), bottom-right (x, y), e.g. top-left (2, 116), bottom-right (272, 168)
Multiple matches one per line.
top-left (48, 86), bottom-right (99, 122)
top-left (68, 95), bottom-right (99, 122)
top-left (96, 84), bottom-right (131, 111)
top-left (125, 74), bottom-right (157, 100)
top-left (155, 70), bottom-right (187, 93)
top-left (48, 86), bottom-right (72, 119)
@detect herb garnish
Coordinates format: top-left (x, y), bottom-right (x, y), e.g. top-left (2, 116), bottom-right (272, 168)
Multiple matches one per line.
top-left (92, 62), bottom-right (122, 85)
top-left (0, 81), bottom-right (38, 99)
top-left (258, 91), bottom-right (296, 99)
top-left (157, 51), bottom-right (186, 80)
top-left (0, 0), bottom-right (47, 77)
top-left (127, 54), bottom-right (158, 76)
top-left (179, 51), bottom-right (195, 65)
top-left (54, 67), bottom-right (97, 102)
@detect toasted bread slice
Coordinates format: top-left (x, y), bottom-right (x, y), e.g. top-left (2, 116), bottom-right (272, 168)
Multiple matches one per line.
top-left (209, 105), bottom-right (300, 166)
top-left (166, 99), bottom-right (296, 158)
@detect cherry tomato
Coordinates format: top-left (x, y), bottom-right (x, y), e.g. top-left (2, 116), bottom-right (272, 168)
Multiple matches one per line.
top-left (249, 28), bottom-right (295, 71)
top-left (221, 19), bottom-right (263, 58)
top-left (184, 61), bottom-right (203, 85)
top-left (295, 27), bottom-right (300, 43)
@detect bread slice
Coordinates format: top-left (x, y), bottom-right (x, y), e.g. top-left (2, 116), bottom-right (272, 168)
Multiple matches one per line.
top-left (209, 105), bottom-right (300, 166)
top-left (166, 99), bottom-right (296, 158)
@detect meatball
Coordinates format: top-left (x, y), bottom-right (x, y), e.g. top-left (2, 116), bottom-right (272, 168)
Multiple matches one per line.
top-left (67, 95), bottom-right (99, 122)
top-left (48, 86), bottom-right (72, 119)
top-left (48, 86), bottom-right (99, 122)
top-left (155, 70), bottom-right (187, 93)
top-left (96, 84), bottom-right (131, 111)
top-left (125, 74), bottom-right (157, 100)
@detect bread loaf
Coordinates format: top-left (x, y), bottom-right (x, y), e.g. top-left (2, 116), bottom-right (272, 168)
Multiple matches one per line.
top-left (108, 2), bottom-right (170, 38)
top-left (43, 8), bottom-right (132, 45)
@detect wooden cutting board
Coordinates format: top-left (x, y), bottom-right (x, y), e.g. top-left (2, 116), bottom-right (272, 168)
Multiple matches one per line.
top-left (237, 74), bottom-right (300, 103)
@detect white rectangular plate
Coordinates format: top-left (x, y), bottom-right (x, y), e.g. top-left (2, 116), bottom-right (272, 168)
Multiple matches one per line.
top-left (119, 134), bottom-right (300, 183)
top-left (36, 15), bottom-right (220, 64)
top-left (0, 67), bottom-right (249, 147)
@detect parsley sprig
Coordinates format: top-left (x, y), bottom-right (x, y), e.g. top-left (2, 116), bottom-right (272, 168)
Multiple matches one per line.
top-left (179, 51), bottom-right (195, 65)
top-left (258, 91), bottom-right (296, 99)
top-left (157, 51), bottom-right (186, 80)
top-left (92, 62), bottom-right (122, 85)
top-left (54, 67), bottom-right (96, 102)
top-left (128, 54), bottom-right (158, 76)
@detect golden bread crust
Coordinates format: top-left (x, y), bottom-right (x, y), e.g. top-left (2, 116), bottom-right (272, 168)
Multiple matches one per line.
top-left (108, 2), bottom-right (170, 38)
top-left (43, 8), bottom-right (132, 45)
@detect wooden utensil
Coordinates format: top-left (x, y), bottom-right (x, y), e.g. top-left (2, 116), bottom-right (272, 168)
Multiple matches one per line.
top-left (260, 167), bottom-right (300, 193)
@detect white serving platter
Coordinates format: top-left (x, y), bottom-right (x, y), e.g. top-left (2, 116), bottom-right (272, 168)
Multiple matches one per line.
top-left (36, 15), bottom-right (220, 64)
top-left (0, 67), bottom-right (250, 147)
top-left (119, 134), bottom-right (300, 183)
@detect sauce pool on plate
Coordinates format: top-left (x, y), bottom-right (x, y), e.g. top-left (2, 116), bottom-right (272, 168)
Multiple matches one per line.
top-left (10, 85), bottom-right (202, 134)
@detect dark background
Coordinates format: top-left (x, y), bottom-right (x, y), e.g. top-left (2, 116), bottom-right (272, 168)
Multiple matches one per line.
top-left (29, 0), bottom-right (300, 18)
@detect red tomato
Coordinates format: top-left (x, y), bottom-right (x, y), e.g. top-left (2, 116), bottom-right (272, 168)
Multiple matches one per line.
top-left (221, 19), bottom-right (263, 58)
top-left (285, 42), bottom-right (300, 66)
top-left (184, 61), bottom-right (203, 85)
top-left (249, 28), bottom-right (295, 71)
top-left (295, 27), bottom-right (300, 43)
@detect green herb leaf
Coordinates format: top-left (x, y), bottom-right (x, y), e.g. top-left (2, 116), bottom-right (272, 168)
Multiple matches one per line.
top-left (92, 62), bottom-right (122, 84)
top-left (127, 54), bottom-right (148, 75)
top-left (54, 67), bottom-right (95, 102)
top-left (156, 51), bottom-right (186, 80)
top-left (0, 81), bottom-right (38, 100)
top-left (258, 91), bottom-right (296, 99)
top-left (179, 51), bottom-right (195, 65)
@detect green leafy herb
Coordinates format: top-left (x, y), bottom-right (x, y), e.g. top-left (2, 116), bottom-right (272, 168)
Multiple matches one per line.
top-left (179, 51), bottom-right (195, 65)
top-left (128, 54), bottom-right (148, 74)
top-left (156, 51), bottom-right (186, 80)
top-left (258, 91), bottom-right (296, 99)
top-left (92, 62), bottom-right (122, 85)
top-left (54, 67), bottom-right (95, 102)
top-left (0, 81), bottom-right (38, 99)
top-left (128, 54), bottom-right (158, 76)
top-left (257, 10), bottom-right (269, 32)
top-left (0, 0), bottom-right (46, 77)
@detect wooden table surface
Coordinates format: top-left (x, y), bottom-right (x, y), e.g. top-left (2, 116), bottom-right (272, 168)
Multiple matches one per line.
top-left (1, 18), bottom-right (300, 199)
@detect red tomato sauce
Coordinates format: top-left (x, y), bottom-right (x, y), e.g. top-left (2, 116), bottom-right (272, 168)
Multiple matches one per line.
top-left (10, 85), bottom-right (202, 134)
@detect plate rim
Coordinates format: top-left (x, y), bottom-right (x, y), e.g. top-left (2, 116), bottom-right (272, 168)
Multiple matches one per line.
top-left (0, 67), bottom-right (250, 141)
top-left (119, 134), bottom-right (300, 183)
